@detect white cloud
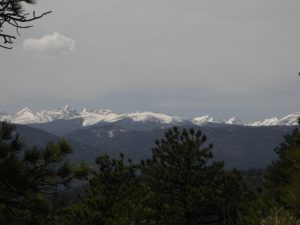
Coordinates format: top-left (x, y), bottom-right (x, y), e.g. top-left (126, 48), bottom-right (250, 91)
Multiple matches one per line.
top-left (23, 32), bottom-right (76, 55)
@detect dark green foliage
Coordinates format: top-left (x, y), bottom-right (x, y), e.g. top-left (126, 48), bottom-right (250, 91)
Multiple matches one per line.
top-left (0, 122), bottom-right (89, 225)
top-left (264, 124), bottom-right (300, 217)
top-left (238, 120), bottom-right (300, 225)
top-left (56, 153), bottom-right (138, 225)
top-left (4, 121), bottom-right (295, 225)
top-left (59, 127), bottom-right (249, 225)
top-left (139, 127), bottom-right (249, 225)
top-left (240, 168), bottom-right (265, 192)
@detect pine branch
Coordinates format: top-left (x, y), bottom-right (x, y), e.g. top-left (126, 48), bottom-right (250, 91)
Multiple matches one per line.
top-left (0, 0), bottom-right (51, 49)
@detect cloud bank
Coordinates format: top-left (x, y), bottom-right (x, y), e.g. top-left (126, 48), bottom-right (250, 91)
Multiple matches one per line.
top-left (23, 32), bottom-right (76, 55)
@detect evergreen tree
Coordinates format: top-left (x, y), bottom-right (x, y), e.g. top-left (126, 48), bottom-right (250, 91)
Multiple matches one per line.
top-left (57, 153), bottom-right (138, 225)
top-left (264, 120), bottom-right (300, 217)
top-left (58, 127), bottom-right (249, 225)
top-left (240, 119), bottom-right (300, 225)
top-left (139, 127), bottom-right (248, 225)
top-left (0, 122), bottom-right (89, 225)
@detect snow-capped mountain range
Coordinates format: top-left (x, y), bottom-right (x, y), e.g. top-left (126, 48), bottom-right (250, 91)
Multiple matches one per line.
top-left (0, 105), bottom-right (299, 127)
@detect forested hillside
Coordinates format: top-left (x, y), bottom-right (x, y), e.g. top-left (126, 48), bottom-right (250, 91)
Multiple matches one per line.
top-left (17, 123), bottom-right (294, 168)
top-left (1, 121), bottom-right (300, 225)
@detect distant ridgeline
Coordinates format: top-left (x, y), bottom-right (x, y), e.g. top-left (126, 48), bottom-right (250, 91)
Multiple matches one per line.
top-left (1, 105), bottom-right (299, 128)
top-left (4, 106), bottom-right (297, 169)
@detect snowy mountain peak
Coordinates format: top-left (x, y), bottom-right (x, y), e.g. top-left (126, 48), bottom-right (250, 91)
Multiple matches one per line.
top-left (80, 110), bottom-right (182, 126)
top-left (82, 108), bottom-right (89, 114)
top-left (225, 117), bottom-right (242, 125)
top-left (80, 109), bottom-right (120, 126)
top-left (17, 107), bottom-right (33, 114)
top-left (249, 117), bottom-right (279, 126)
top-left (55, 105), bottom-right (80, 116)
top-left (1, 105), bottom-right (299, 127)
top-left (63, 104), bottom-right (70, 110)
top-left (279, 113), bottom-right (300, 126)
top-left (82, 108), bottom-right (113, 115)
top-left (10, 105), bottom-right (80, 124)
top-left (192, 115), bottom-right (221, 125)
top-left (13, 107), bottom-right (46, 124)
top-left (82, 108), bottom-right (98, 114)
top-left (126, 111), bottom-right (183, 124)
top-left (249, 113), bottom-right (300, 126)
top-left (97, 109), bottom-right (113, 115)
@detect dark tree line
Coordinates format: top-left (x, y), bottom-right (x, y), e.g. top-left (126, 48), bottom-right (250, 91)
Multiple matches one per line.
top-left (0, 121), bottom-right (300, 225)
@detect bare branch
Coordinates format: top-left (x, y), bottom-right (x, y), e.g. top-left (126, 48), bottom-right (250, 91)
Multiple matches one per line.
top-left (0, 0), bottom-right (51, 49)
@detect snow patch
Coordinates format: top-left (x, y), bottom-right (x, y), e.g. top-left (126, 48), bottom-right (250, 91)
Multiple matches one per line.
top-left (225, 117), bottom-right (242, 125)
top-left (249, 113), bottom-right (300, 126)
top-left (126, 111), bottom-right (182, 124)
top-left (192, 115), bottom-right (221, 125)
top-left (108, 130), bottom-right (114, 138)
top-left (4, 105), bottom-right (300, 127)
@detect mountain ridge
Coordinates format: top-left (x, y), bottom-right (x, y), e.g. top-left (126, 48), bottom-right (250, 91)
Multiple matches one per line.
top-left (1, 105), bottom-right (299, 127)
top-left (13, 123), bottom-right (295, 169)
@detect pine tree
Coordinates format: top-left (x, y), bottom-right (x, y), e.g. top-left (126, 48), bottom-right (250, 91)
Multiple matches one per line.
top-left (237, 119), bottom-right (300, 225)
top-left (0, 122), bottom-right (89, 225)
top-left (57, 153), bottom-right (138, 225)
top-left (139, 127), bottom-right (248, 225)
top-left (58, 126), bottom-right (249, 225)
top-left (264, 121), bottom-right (300, 217)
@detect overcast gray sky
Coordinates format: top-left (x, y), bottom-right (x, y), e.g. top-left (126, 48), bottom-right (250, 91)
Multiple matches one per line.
top-left (1, 0), bottom-right (300, 121)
